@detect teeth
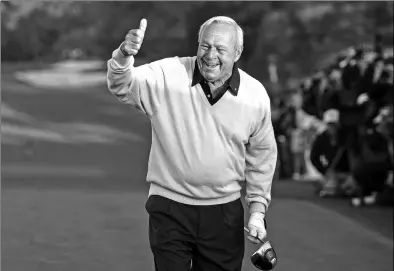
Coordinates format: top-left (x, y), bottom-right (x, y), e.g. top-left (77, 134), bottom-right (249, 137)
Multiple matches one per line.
top-left (204, 61), bottom-right (218, 68)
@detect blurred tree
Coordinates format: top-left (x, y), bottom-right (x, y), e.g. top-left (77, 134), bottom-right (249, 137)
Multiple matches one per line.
top-left (1, 1), bottom-right (19, 60)
top-left (1, 1), bottom-right (392, 88)
top-left (2, 2), bottom-right (76, 61)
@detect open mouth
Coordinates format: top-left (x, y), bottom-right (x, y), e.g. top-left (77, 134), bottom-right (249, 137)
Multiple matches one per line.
top-left (203, 61), bottom-right (219, 69)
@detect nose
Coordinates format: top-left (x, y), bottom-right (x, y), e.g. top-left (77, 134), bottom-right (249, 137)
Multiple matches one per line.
top-left (205, 47), bottom-right (217, 59)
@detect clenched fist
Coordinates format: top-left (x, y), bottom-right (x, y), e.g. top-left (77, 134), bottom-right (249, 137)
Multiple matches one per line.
top-left (120, 18), bottom-right (147, 57)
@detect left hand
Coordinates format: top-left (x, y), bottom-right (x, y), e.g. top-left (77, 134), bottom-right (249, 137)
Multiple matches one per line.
top-left (247, 212), bottom-right (267, 244)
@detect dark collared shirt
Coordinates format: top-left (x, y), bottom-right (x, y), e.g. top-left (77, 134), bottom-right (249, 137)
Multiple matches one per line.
top-left (191, 61), bottom-right (240, 105)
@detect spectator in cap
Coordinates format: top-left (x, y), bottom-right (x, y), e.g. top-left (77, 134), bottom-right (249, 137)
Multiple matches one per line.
top-left (287, 91), bottom-right (326, 181)
top-left (310, 109), bottom-right (351, 196)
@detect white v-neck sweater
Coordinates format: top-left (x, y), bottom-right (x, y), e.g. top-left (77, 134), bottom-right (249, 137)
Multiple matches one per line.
top-left (107, 49), bottom-right (277, 214)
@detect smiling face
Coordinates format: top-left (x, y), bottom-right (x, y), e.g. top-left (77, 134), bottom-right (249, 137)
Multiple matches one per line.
top-left (197, 22), bottom-right (242, 84)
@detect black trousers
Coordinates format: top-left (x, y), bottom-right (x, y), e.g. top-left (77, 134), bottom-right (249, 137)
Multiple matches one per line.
top-left (145, 195), bottom-right (245, 271)
top-left (352, 160), bottom-right (390, 196)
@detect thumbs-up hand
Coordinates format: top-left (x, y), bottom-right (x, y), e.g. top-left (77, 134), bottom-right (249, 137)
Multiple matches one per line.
top-left (120, 18), bottom-right (147, 57)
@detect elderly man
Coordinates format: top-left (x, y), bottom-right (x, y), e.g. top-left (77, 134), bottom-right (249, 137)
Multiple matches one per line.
top-left (107, 16), bottom-right (277, 271)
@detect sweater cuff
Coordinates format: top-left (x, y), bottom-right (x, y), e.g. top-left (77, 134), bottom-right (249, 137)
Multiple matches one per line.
top-left (249, 201), bottom-right (267, 215)
top-left (111, 44), bottom-right (134, 69)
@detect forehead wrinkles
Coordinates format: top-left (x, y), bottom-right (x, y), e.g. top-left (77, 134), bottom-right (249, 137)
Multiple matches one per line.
top-left (204, 33), bottom-right (228, 44)
top-left (201, 23), bottom-right (236, 47)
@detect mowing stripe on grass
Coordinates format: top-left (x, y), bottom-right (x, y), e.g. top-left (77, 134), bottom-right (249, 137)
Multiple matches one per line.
top-left (2, 164), bottom-right (107, 178)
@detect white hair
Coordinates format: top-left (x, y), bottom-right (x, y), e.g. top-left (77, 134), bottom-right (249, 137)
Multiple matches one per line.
top-left (198, 16), bottom-right (244, 49)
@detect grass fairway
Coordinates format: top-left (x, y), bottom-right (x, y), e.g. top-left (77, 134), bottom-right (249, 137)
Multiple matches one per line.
top-left (2, 61), bottom-right (393, 271)
top-left (2, 189), bottom-right (153, 271)
top-left (1, 61), bottom-right (154, 270)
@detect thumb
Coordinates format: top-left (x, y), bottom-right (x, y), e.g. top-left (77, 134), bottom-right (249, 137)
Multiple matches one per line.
top-left (139, 18), bottom-right (147, 32)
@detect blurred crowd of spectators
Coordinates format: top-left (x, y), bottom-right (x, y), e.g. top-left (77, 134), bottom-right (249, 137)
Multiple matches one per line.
top-left (273, 35), bottom-right (393, 207)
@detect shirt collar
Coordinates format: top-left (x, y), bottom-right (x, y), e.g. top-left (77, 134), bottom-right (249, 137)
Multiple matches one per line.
top-left (191, 60), bottom-right (240, 96)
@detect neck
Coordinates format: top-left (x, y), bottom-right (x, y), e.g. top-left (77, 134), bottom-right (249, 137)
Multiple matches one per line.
top-left (207, 73), bottom-right (231, 90)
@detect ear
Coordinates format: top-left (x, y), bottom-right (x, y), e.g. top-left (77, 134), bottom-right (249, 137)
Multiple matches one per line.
top-left (234, 46), bottom-right (243, 62)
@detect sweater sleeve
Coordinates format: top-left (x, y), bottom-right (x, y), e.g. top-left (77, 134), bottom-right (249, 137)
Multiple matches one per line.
top-left (245, 96), bottom-right (278, 215)
top-left (106, 48), bottom-right (166, 117)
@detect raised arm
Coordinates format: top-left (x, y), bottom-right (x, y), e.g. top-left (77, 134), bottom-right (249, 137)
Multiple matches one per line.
top-left (107, 19), bottom-right (164, 117)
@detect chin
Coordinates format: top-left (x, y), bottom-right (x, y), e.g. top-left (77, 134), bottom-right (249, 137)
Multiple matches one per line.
top-left (203, 71), bottom-right (219, 81)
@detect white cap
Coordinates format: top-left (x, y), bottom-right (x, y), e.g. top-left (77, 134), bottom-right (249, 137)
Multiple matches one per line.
top-left (323, 109), bottom-right (340, 124)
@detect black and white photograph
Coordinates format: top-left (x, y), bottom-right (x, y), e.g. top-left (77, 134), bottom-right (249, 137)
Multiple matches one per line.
top-left (1, 1), bottom-right (393, 271)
